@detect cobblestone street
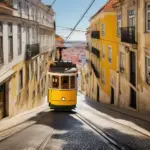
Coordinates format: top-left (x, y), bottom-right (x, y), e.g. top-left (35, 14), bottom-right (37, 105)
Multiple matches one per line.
top-left (0, 93), bottom-right (150, 150)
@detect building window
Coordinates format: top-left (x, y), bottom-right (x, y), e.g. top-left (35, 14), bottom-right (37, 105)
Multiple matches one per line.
top-left (32, 90), bottom-right (35, 99)
top-left (120, 52), bottom-right (125, 73)
top-left (145, 56), bottom-right (150, 84)
top-left (31, 4), bottom-right (34, 19)
top-left (128, 10), bottom-right (135, 27)
top-left (26, 89), bottom-right (29, 100)
top-left (102, 23), bottom-right (105, 36)
top-left (37, 84), bottom-right (40, 94)
top-left (18, 0), bottom-right (22, 14)
top-left (117, 15), bottom-right (121, 36)
top-left (8, 23), bottom-right (13, 62)
top-left (19, 69), bottom-right (23, 90)
top-left (0, 22), bottom-right (3, 64)
top-left (102, 69), bottom-right (105, 84)
top-left (102, 44), bottom-right (105, 58)
top-left (18, 24), bottom-right (22, 55)
top-left (108, 45), bottom-right (112, 63)
top-left (26, 65), bottom-right (29, 83)
top-left (26, 27), bottom-right (29, 44)
top-left (146, 2), bottom-right (150, 32)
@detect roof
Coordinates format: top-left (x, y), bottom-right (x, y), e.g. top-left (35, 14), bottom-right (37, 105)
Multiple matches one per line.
top-left (90, 0), bottom-right (117, 20)
top-left (49, 61), bottom-right (77, 73)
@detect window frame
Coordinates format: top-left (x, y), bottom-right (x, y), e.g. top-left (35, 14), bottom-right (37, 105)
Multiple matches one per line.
top-left (19, 69), bottom-right (23, 90)
top-left (0, 22), bottom-right (3, 64)
top-left (120, 52), bottom-right (125, 73)
top-left (102, 68), bottom-right (105, 85)
top-left (128, 10), bottom-right (135, 27)
top-left (117, 15), bottom-right (121, 36)
top-left (145, 56), bottom-right (150, 84)
top-left (101, 23), bottom-right (105, 36)
top-left (52, 75), bottom-right (60, 89)
top-left (8, 23), bottom-right (13, 62)
top-left (61, 76), bottom-right (69, 89)
top-left (146, 2), bottom-right (150, 32)
top-left (70, 75), bottom-right (76, 89)
top-left (102, 44), bottom-right (105, 58)
top-left (108, 45), bottom-right (112, 63)
top-left (18, 24), bottom-right (22, 55)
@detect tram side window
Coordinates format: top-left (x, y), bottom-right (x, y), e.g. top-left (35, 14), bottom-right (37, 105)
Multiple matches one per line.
top-left (71, 76), bottom-right (75, 89)
top-left (52, 76), bottom-right (59, 88)
top-left (61, 76), bottom-right (69, 89)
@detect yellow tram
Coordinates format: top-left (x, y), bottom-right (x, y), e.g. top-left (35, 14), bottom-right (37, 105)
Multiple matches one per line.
top-left (47, 61), bottom-right (78, 110)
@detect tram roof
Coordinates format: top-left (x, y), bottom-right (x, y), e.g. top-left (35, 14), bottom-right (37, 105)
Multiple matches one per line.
top-left (49, 61), bottom-right (78, 73)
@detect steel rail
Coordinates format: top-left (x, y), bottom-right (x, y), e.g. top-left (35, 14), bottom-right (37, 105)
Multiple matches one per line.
top-left (75, 112), bottom-right (133, 150)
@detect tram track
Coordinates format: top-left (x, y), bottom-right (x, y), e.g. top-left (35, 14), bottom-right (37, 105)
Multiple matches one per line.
top-left (75, 112), bottom-right (133, 150)
top-left (77, 104), bottom-right (150, 138)
top-left (36, 130), bottom-right (55, 150)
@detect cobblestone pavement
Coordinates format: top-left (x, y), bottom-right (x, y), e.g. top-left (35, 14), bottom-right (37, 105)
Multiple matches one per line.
top-left (76, 94), bottom-right (150, 150)
top-left (0, 93), bottom-right (150, 150)
top-left (0, 111), bottom-right (114, 150)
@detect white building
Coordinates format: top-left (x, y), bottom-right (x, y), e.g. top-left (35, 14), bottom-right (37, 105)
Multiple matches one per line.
top-left (0, 0), bottom-right (55, 119)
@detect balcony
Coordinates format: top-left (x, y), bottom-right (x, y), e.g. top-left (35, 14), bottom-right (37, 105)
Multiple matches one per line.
top-left (26, 43), bottom-right (40, 60)
top-left (92, 47), bottom-right (100, 58)
top-left (91, 31), bottom-right (100, 39)
top-left (121, 27), bottom-right (136, 44)
top-left (91, 61), bottom-right (100, 79)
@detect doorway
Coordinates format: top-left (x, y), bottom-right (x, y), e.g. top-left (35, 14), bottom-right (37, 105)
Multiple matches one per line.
top-left (0, 83), bottom-right (7, 119)
top-left (130, 51), bottom-right (136, 86)
top-left (97, 85), bottom-right (99, 102)
top-left (130, 88), bottom-right (136, 109)
top-left (111, 87), bottom-right (115, 104)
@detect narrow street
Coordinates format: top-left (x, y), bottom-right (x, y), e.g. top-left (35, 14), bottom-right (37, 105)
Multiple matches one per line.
top-left (0, 93), bottom-right (150, 150)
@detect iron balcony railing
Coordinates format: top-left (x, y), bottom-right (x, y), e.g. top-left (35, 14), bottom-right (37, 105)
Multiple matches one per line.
top-left (0, 0), bottom-right (13, 8)
top-left (92, 47), bottom-right (100, 58)
top-left (91, 61), bottom-right (100, 79)
top-left (26, 43), bottom-right (40, 60)
top-left (91, 31), bottom-right (100, 39)
top-left (121, 27), bottom-right (136, 44)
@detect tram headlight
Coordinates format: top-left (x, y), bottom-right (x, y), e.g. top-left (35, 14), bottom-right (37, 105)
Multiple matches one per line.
top-left (61, 97), bottom-right (66, 101)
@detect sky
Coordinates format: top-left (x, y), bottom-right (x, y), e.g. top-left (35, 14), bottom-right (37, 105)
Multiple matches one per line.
top-left (42, 0), bottom-right (107, 41)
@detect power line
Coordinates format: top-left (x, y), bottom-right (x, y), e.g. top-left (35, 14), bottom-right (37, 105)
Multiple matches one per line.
top-left (43, 0), bottom-right (57, 18)
top-left (51, 0), bottom-right (57, 6)
top-left (65, 0), bottom-right (96, 41)
top-left (57, 27), bottom-right (86, 32)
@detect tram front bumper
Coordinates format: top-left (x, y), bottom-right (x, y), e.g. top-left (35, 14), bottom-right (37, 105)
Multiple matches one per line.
top-left (49, 104), bottom-right (76, 109)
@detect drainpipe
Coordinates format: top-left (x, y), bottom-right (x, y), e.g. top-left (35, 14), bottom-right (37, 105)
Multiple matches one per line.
top-left (118, 0), bottom-right (123, 108)
top-left (136, 0), bottom-right (139, 112)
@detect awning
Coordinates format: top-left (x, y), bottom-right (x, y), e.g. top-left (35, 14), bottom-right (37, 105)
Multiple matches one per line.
top-left (0, 70), bottom-right (15, 84)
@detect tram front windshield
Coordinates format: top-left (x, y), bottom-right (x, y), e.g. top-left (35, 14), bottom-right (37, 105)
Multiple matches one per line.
top-left (51, 75), bottom-right (76, 89)
top-left (61, 76), bottom-right (69, 89)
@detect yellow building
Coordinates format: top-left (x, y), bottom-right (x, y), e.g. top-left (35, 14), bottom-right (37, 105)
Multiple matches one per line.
top-left (88, 0), bottom-right (119, 105)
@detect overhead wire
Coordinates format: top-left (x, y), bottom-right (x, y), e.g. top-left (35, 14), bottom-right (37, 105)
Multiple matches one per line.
top-left (65, 0), bottom-right (96, 42)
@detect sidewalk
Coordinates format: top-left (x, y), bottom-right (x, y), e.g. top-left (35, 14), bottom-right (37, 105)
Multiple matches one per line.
top-left (81, 94), bottom-right (150, 123)
top-left (0, 97), bottom-right (49, 135)
top-left (78, 94), bottom-right (150, 137)
top-left (100, 101), bottom-right (150, 123)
